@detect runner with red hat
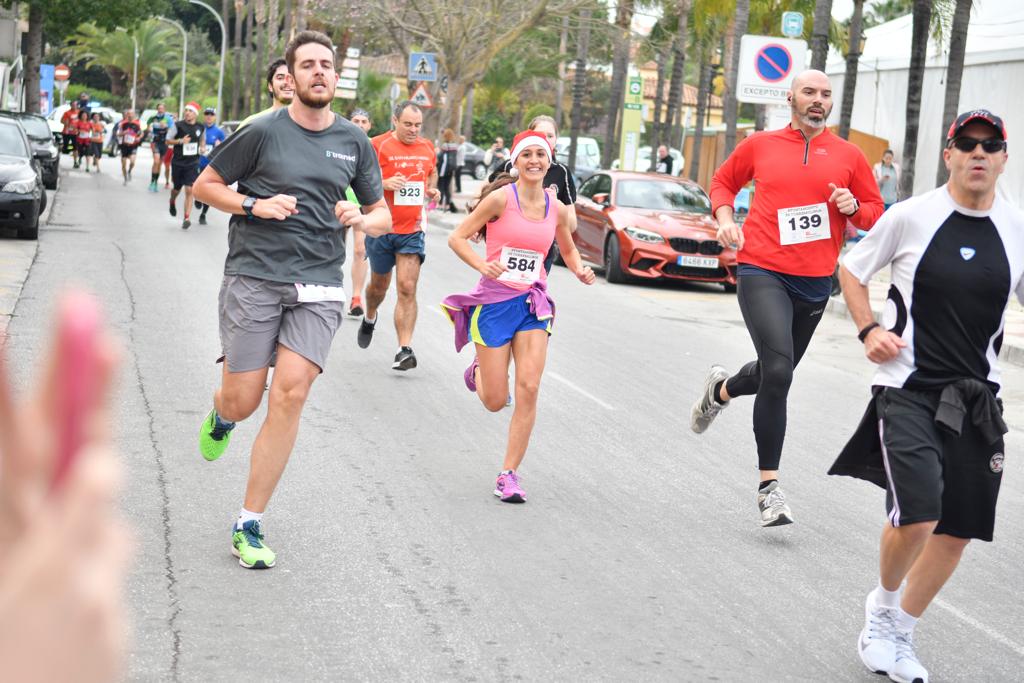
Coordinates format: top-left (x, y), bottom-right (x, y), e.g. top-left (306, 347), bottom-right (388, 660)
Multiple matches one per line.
top-left (443, 130), bottom-right (596, 503)
top-left (166, 101), bottom-right (206, 229)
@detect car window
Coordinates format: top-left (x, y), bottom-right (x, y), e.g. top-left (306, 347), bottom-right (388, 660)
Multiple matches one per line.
top-left (0, 123), bottom-right (27, 156)
top-left (578, 175), bottom-right (603, 199)
top-left (614, 179), bottom-right (712, 213)
top-left (591, 174), bottom-right (612, 197)
top-left (18, 116), bottom-right (50, 138)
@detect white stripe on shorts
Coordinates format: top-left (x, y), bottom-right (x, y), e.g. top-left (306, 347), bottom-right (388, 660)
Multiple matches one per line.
top-left (878, 416), bottom-right (902, 527)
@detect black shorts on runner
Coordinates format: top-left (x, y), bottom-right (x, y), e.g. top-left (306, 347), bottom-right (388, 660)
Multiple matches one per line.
top-left (120, 144), bottom-right (138, 158)
top-left (90, 142), bottom-right (103, 158)
top-left (877, 387), bottom-right (1004, 541)
top-left (171, 163), bottom-right (199, 190)
top-left (152, 140), bottom-right (168, 157)
top-left (76, 140), bottom-right (90, 156)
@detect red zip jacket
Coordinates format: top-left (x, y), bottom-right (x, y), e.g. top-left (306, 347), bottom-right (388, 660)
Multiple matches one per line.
top-left (709, 125), bottom-right (884, 277)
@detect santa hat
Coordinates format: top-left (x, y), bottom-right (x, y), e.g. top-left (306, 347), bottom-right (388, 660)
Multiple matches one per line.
top-left (509, 131), bottom-right (552, 165)
top-left (185, 101), bottom-right (201, 115)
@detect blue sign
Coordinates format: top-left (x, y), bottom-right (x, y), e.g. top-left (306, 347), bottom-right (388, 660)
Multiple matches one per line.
top-left (39, 64), bottom-right (54, 115)
top-left (408, 52), bottom-right (437, 82)
top-left (755, 44), bottom-right (793, 83)
top-left (781, 11), bottom-right (804, 38)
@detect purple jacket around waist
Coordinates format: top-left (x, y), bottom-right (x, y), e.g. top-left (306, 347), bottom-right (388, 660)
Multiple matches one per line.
top-left (441, 277), bottom-right (555, 351)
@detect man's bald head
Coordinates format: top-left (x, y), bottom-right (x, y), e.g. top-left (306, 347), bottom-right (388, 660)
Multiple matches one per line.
top-left (789, 69), bottom-right (833, 131)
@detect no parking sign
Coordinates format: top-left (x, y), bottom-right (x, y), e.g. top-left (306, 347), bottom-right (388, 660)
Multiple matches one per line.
top-left (736, 35), bottom-right (807, 104)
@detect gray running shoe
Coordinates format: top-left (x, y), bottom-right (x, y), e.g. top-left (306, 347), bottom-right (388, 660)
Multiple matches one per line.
top-left (757, 481), bottom-right (794, 527)
top-left (690, 365), bottom-right (730, 433)
top-left (357, 317), bottom-right (376, 349)
top-left (392, 346), bottom-right (417, 371)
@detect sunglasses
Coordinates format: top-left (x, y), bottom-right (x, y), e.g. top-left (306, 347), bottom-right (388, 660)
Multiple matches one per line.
top-left (949, 137), bottom-right (1006, 153)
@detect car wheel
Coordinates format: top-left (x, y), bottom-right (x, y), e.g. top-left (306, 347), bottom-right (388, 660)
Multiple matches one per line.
top-left (17, 211), bottom-right (39, 241)
top-left (604, 233), bottom-right (628, 284)
top-left (45, 176), bottom-right (57, 190)
top-left (722, 282), bottom-right (737, 293)
top-left (473, 163), bottom-right (487, 181)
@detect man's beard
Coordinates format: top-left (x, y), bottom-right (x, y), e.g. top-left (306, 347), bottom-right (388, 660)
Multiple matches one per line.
top-left (792, 101), bottom-right (830, 129)
top-left (273, 87), bottom-right (293, 107)
top-left (295, 83), bottom-right (332, 109)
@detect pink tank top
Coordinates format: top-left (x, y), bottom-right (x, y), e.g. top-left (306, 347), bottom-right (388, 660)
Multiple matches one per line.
top-left (485, 184), bottom-right (558, 291)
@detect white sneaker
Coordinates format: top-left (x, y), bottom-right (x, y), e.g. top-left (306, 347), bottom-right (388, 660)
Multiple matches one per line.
top-left (858, 589), bottom-right (897, 674)
top-left (757, 481), bottom-right (793, 526)
top-left (889, 627), bottom-right (928, 683)
top-left (690, 365), bottom-right (730, 433)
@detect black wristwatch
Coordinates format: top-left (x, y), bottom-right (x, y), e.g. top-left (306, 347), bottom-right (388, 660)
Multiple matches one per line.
top-left (242, 196), bottom-right (257, 219)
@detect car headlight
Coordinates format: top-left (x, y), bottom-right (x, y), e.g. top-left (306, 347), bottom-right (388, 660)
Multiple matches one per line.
top-left (3, 177), bottom-right (37, 194)
top-left (623, 226), bottom-right (665, 244)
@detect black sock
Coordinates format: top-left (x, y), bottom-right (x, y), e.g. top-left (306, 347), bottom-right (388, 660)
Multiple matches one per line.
top-left (151, 172), bottom-right (159, 183)
top-left (712, 380), bottom-right (727, 404)
top-left (758, 479), bottom-right (778, 493)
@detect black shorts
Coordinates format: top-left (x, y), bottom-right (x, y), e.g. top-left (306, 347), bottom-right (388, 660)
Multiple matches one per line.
top-left (877, 387), bottom-right (1004, 541)
top-left (120, 144), bottom-right (138, 158)
top-left (76, 140), bottom-right (90, 156)
top-left (90, 141), bottom-right (103, 158)
top-left (171, 162), bottom-right (199, 189)
top-left (152, 140), bottom-right (168, 157)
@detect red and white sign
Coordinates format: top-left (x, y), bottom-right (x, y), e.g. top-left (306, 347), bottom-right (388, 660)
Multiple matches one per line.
top-left (54, 64), bottom-right (70, 81)
top-left (410, 82), bottom-right (433, 109)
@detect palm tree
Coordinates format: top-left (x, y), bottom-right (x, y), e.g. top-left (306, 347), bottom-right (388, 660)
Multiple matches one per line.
top-left (661, 0), bottom-right (693, 160)
top-left (838, 0), bottom-right (865, 139)
top-left (602, 0), bottom-right (636, 169)
top-left (810, 0), bottom-right (834, 70)
top-left (687, 0), bottom-right (730, 179)
top-left (936, 0), bottom-right (972, 185)
top-left (722, 0), bottom-right (749, 155)
top-left (899, 0), bottom-right (932, 199)
top-left (70, 20), bottom-right (181, 103)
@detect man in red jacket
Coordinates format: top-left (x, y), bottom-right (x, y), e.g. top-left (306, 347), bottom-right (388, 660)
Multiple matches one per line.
top-left (689, 69), bottom-right (884, 527)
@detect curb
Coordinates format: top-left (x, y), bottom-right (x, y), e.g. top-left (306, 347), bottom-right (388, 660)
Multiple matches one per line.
top-left (0, 169), bottom-right (56, 339)
top-left (826, 293), bottom-right (1024, 369)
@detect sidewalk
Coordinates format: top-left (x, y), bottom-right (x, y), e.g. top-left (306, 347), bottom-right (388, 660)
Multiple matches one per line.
top-left (0, 180), bottom-right (54, 340)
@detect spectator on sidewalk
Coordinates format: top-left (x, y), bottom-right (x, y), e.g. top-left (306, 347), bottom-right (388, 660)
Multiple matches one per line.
top-left (484, 136), bottom-right (509, 175)
top-left (438, 128), bottom-right (459, 214)
top-left (455, 135), bottom-right (468, 194)
top-left (873, 149), bottom-right (900, 210)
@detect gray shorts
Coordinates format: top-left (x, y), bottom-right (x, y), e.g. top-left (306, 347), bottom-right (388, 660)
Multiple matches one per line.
top-left (218, 274), bottom-right (344, 373)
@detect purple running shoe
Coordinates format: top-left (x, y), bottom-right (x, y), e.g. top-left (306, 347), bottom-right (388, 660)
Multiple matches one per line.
top-left (494, 471), bottom-right (526, 503)
top-left (464, 355), bottom-right (479, 392)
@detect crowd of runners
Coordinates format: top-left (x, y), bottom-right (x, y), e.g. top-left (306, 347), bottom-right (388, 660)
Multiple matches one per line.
top-left (42, 28), bottom-right (1022, 683)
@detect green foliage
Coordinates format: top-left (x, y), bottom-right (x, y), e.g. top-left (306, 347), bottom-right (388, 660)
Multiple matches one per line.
top-left (65, 84), bottom-right (119, 109)
top-left (0, 0), bottom-right (171, 41)
top-left (864, 0), bottom-right (912, 27)
top-left (471, 109), bottom-right (513, 147)
top-left (69, 19), bottom-right (182, 102)
top-left (520, 103), bottom-right (555, 129)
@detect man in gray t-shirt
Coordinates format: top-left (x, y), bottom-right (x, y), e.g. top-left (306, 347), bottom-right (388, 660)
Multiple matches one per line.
top-left (192, 30), bottom-right (392, 571)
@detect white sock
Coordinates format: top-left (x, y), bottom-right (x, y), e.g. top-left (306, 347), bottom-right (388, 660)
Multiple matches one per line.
top-left (364, 313), bottom-right (376, 324)
top-left (876, 583), bottom-right (901, 608)
top-left (895, 607), bottom-right (918, 632)
top-left (236, 507), bottom-right (263, 530)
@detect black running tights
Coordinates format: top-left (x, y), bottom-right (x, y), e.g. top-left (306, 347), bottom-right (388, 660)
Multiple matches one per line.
top-left (724, 274), bottom-right (827, 471)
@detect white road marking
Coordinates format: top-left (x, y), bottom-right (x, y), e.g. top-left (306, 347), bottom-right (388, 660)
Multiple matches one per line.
top-left (933, 597), bottom-right (1024, 658)
top-left (547, 371), bottom-right (615, 410)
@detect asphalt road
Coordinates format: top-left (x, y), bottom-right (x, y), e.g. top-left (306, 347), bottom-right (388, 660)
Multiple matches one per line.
top-left (5, 153), bottom-right (1024, 682)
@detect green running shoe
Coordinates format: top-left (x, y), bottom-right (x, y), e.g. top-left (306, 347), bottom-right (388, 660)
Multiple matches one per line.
top-left (199, 409), bottom-right (234, 462)
top-left (232, 520), bottom-right (276, 569)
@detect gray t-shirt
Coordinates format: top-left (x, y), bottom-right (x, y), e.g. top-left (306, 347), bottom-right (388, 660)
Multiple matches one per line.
top-left (209, 108), bottom-right (383, 286)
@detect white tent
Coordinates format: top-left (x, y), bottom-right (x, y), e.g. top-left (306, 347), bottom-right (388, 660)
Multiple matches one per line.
top-left (825, 0), bottom-right (1024, 207)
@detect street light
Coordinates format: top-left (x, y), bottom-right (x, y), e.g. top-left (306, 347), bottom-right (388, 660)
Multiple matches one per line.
top-left (157, 17), bottom-right (188, 119)
top-left (189, 0), bottom-right (225, 116)
top-left (116, 27), bottom-right (139, 112)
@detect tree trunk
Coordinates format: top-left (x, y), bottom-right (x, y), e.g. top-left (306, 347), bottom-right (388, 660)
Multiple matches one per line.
top-left (723, 0), bottom-right (749, 155)
top-left (24, 3), bottom-right (44, 113)
top-left (268, 0), bottom-right (280, 58)
top-left (463, 84), bottom-right (475, 140)
top-left (554, 15), bottom-right (569, 130)
top-left (900, 0), bottom-right (932, 199)
top-left (568, 9), bottom-right (592, 173)
top-left (296, 0), bottom-right (308, 32)
top-left (648, 47), bottom-right (668, 171)
top-left (663, 0), bottom-right (693, 158)
top-left (245, 5), bottom-right (255, 114)
top-left (232, 1), bottom-right (245, 119)
top-left (256, 1), bottom-right (269, 111)
top-left (689, 45), bottom-right (711, 181)
top-left (838, 0), bottom-right (865, 140)
top-left (936, 0), bottom-right (972, 185)
top-left (602, 0), bottom-right (634, 169)
top-left (810, 0), bottom-right (834, 70)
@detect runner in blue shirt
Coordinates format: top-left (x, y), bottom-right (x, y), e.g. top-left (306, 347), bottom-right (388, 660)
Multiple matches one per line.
top-left (198, 107), bottom-right (227, 225)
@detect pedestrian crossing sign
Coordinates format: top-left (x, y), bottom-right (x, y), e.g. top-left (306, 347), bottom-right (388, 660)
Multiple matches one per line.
top-left (408, 52), bottom-right (438, 82)
top-left (410, 82), bottom-right (434, 108)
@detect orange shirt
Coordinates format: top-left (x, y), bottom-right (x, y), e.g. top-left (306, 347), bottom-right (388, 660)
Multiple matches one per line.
top-left (91, 121), bottom-right (105, 142)
top-left (372, 132), bottom-right (436, 234)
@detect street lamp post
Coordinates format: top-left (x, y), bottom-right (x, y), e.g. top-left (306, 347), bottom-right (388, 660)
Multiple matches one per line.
top-left (189, 0), bottom-right (225, 116)
top-left (158, 17), bottom-right (188, 118)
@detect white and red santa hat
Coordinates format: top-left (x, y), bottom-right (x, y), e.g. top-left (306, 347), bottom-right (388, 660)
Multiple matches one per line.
top-left (184, 101), bottom-right (201, 115)
top-left (509, 130), bottom-right (553, 165)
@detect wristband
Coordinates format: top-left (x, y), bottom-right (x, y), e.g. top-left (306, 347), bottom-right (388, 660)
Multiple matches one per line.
top-left (858, 322), bottom-right (880, 342)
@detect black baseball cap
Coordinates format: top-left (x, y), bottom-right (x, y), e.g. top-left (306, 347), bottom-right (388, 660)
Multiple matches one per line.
top-left (203, 107), bottom-right (216, 115)
top-left (947, 109), bottom-right (1007, 141)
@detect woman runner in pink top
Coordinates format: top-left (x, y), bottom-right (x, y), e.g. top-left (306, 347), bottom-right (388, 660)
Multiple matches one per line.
top-left (444, 131), bottom-right (595, 502)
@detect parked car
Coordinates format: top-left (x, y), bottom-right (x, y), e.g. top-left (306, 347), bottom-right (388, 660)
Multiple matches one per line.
top-left (555, 136), bottom-right (601, 185)
top-left (572, 171), bottom-right (736, 291)
top-left (460, 141), bottom-right (488, 180)
top-left (0, 117), bottom-right (47, 240)
top-left (1, 111), bottom-right (59, 189)
top-left (611, 146), bottom-right (684, 176)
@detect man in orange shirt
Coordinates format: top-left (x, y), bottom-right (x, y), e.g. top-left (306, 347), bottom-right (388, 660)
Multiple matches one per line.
top-left (358, 101), bottom-right (439, 371)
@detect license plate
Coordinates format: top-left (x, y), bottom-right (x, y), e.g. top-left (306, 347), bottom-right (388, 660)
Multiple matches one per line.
top-left (677, 255), bottom-right (719, 269)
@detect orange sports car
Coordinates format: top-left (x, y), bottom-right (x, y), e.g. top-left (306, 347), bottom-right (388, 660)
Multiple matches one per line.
top-left (569, 171), bottom-right (737, 291)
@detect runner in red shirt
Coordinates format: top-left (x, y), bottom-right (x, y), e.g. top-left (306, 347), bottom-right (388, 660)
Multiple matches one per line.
top-left (74, 110), bottom-right (93, 172)
top-left (357, 100), bottom-right (439, 371)
top-left (60, 101), bottom-right (79, 155)
top-left (88, 112), bottom-right (105, 173)
top-left (688, 70), bottom-right (884, 527)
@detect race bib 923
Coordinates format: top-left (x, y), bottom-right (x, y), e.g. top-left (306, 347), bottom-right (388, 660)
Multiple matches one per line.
top-left (395, 181), bottom-right (425, 206)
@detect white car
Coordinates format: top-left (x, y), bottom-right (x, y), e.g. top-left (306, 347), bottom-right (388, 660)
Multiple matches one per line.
top-left (612, 146), bottom-right (684, 176)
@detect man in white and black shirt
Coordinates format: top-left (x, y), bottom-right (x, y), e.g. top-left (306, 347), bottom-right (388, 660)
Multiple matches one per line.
top-left (833, 109), bottom-right (1023, 683)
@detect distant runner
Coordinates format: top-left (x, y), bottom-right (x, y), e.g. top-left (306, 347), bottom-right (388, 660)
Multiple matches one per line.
top-left (345, 108), bottom-right (372, 317)
top-left (237, 58), bottom-right (294, 129)
top-left (115, 110), bottom-right (142, 184)
top-left (147, 104), bottom-right (174, 192)
top-left (196, 107), bottom-right (226, 225)
top-left (166, 102), bottom-right (206, 230)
